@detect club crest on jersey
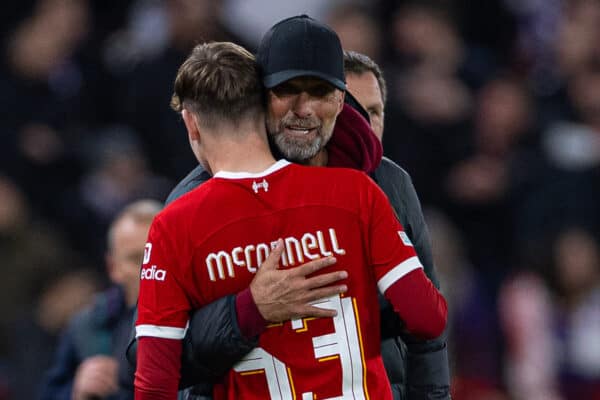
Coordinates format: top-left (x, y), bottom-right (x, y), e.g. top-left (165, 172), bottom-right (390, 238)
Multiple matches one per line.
top-left (252, 179), bottom-right (269, 193)
top-left (398, 231), bottom-right (413, 247)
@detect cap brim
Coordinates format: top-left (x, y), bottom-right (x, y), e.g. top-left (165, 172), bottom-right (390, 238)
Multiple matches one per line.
top-left (263, 69), bottom-right (346, 91)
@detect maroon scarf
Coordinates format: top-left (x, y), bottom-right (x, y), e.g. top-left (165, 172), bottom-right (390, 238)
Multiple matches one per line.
top-left (326, 103), bottom-right (382, 174)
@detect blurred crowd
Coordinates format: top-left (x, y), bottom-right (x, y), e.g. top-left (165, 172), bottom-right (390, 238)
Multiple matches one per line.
top-left (0, 0), bottom-right (599, 399)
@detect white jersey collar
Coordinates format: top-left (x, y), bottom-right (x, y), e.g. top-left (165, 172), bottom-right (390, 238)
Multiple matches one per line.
top-left (213, 159), bottom-right (291, 180)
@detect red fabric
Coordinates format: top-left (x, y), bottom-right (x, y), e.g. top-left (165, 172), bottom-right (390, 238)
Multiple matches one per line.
top-left (135, 337), bottom-right (182, 400)
top-left (326, 103), bottom-right (383, 173)
top-left (384, 268), bottom-right (448, 340)
top-left (137, 162), bottom-right (417, 399)
top-left (235, 287), bottom-right (268, 338)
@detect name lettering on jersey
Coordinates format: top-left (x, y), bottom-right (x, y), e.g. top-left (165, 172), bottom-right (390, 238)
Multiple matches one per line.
top-left (252, 179), bottom-right (269, 193)
top-left (206, 228), bottom-right (346, 281)
top-left (140, 265), bottom-right (167, 281)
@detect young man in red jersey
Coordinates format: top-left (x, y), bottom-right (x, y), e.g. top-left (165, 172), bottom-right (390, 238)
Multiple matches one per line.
top-left (134, 41), bottom-right (447, 400)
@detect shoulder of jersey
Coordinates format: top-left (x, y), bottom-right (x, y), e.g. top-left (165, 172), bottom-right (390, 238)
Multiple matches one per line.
top-left (158, 179), bottom-right (216, 219)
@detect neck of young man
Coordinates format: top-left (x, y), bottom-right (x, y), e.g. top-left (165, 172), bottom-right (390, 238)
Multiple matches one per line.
top-left (206, 135), bottom-right (277, 175)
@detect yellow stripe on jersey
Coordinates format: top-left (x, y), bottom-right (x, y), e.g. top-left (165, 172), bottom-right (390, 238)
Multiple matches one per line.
top-left (240, 370), bottom-right (265, 376)
top-left (286, 367), bottom-right (297, 400)
top-left (317, 355), bottom-right (340, 362)
top-left (294, 317), bottom-right (317, 332)
top-left (352, 297), bottom-right (370, 400)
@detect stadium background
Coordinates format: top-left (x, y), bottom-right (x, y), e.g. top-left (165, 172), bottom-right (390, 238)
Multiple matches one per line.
top-left (1, 0), bottom-right (599, 398)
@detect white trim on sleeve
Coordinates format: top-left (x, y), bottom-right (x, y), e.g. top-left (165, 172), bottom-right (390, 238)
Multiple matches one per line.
top-left (377, 256), bottom-right (423, 293)
top-left (136, 323), bottom-right (188, 339)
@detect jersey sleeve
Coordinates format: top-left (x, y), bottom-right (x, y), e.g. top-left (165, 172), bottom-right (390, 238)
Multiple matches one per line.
top-left (135, 215), bottom-right (191, 340)
top-left (135, 336), bottom-right (182, 400)
top-left (366, 180), bottom-right (447, 339)
top-left (134, 214), bottom-right (192, 398)
top-left (366, 180), bottom-right (423, 290)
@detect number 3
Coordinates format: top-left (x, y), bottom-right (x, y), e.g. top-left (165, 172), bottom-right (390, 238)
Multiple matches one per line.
top-left (234, 295), bottom-right (367, 399)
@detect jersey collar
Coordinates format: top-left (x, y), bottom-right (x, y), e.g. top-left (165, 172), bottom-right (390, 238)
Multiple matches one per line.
top-left (213, 159), bottom-right (291, 180)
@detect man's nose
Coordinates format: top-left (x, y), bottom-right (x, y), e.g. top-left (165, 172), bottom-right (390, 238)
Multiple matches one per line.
top-left (291, 91), bottom-right (313, 117)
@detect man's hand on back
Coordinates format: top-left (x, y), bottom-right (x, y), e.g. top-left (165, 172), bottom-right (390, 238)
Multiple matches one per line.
top-left (250, 239), bottom-right (348, 322)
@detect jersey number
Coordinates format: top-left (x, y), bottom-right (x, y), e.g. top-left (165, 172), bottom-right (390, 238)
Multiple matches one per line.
top-left (233, 295), bottom-right (367, 399)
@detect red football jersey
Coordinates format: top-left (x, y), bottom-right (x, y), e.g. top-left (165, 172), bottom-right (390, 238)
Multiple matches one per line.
top-left (136, 160), bottom-right (423, 400)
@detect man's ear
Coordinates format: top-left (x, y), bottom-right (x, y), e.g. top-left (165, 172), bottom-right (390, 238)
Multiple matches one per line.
top-left (337, 90), bottom-right (346, 114)
top-left (182, 109), bottom-right (201, 144)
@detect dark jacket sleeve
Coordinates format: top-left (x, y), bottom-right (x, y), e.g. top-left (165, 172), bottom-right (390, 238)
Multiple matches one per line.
top-left (374, 157), bottom-right (450, 400)
top-left (182, 295), bottom-right (258, 384)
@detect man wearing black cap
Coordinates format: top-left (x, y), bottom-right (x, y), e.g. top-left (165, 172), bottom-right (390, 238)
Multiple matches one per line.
top-left (134, 38), bottom-right (448, 400)
top-left (127, 15), bottom-right (450, 400)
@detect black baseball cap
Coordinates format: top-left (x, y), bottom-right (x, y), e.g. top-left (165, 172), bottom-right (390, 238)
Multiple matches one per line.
top-left (257, 15), bottom-right (346, 91)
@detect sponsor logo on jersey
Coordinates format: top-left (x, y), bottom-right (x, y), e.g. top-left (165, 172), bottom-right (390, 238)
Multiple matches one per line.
top-left (143, 243), bottom-right (152, 264)
top-left (398, 231), bottom-right (413, 247)
top-left (140, 265), bottom-right (167, 281)
top-left (206, 228), bottom-right (346, 281)
top-left (252, 179), bottom-right (269, 193)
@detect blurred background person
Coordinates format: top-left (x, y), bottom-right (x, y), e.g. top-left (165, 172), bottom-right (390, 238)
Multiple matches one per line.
top-left (0, 0), bottom-right (95, 222)
top-left (113, 0), bottom-right (249, 180)
top-left (9, 269), bottom-right (100, 400)
top-left (343, 50), bottom-right (386, 140)
top-left (0, 174), bottom-right (99, 400)
top-left (499, 226), bottom-right (600, 400)
top-left (40, 199), bottom-right (162, 400)
top-left (442, 76), bottom-right (537, 291)
top-left (327, 4), bottom-right (382, 62)
top-left (426, 209), bottom-right (506, 400)
top-left (59, 126), bottom-right (171, 268)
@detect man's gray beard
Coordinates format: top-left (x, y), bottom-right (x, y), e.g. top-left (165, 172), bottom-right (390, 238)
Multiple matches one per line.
top-left (271, 133), bottom-right (323, 163)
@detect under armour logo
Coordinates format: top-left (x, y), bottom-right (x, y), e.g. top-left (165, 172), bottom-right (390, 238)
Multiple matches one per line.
top-left (252, 179), bottom-right (269, 193)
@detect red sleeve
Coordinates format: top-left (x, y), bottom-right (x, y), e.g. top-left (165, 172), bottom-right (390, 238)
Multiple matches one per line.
top-left (366, 179), bottom-right (447, 339)
top-left (384, 268), bottom-right (447, 339)
top-left (135, 337), bottom-right (182, 399)
top-left (136, 215), bottom-right (191, 334)
top-left (135, 214), bottom-right (190, 397)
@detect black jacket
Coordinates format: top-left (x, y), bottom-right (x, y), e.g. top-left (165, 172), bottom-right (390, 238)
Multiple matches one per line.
top-left (125, 157), bottom-right (450, 399)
